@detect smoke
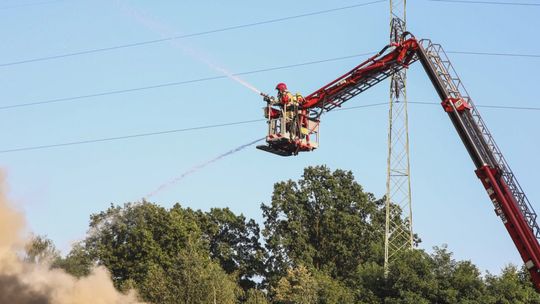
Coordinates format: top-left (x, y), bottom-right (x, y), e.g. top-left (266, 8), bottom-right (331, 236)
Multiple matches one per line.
top-left (0, 172), bottom-right (144, 304)
top-left (0, 274), bottom-right (49, 304)
top-left (145, 137), bottom-right (264, 198)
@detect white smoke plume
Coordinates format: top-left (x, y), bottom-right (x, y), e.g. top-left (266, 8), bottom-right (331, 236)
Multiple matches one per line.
top-left (0, 172), bottom-right (145, 304)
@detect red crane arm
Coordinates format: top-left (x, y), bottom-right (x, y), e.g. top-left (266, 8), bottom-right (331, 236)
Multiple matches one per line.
top-left (301, 37), bottom-right (419, 111)
top-left (416, 40), bottom-right (540, 290)
top-left (260, 34), bottom-right (540, 290)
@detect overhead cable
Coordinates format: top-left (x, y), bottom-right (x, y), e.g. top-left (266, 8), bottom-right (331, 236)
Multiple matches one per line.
top-left (0, 0), bottom-right (385, 67)
top-left (0, 53), bottom-right (374, 110)
top-left (1, 101), bottom-right (538, 154)
top-left (447, 51), bottom-right (540, 58)
top-left (3, 50), bottom-right (539, 111)
top-left (0, 0), bottom-right (67, 10)
top-left (429, 0), bottom-right (540, 6)
top-left (0, 119), bottom-right (264, 154)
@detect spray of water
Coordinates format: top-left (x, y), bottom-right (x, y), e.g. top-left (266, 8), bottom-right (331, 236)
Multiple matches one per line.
top-left (115, 0), bottom-right (263, 95)
top-left (113, 3), bottom-right (267, 197)
top-left (145, 137), bottom-right (264, 198)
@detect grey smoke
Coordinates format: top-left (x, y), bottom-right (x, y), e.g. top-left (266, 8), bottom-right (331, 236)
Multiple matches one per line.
top-left (0, 274), bottom-right (50, 304)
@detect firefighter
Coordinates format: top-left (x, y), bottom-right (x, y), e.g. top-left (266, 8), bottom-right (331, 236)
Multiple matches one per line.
top-left (275, 82), bottom-right (302, 138)
top-left (275, 82), bottom-right (295, 106)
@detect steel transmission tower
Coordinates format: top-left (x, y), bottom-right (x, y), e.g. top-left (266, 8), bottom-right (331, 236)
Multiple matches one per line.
top-left (384, 0), bottom-right (413, 273)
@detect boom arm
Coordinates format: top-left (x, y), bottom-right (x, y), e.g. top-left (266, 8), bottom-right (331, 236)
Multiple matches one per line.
top-left (258, 34), bottom-right (540, 289)
top-left (417, 39), bottom-right (540, 289)
top-left (301, 34), bottom-right (419, 112)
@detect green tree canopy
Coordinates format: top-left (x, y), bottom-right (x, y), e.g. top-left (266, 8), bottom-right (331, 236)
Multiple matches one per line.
top-left (45, 166), bottom-right (540, 303)
top-left (194, 207), bottom-right (266, 290)
top-left (483, 265), bottom-right (540, 304)
top-left (24, 234), bottom-right (60, 264)
top-left (274, 265), bottom-right (318, 304)
top-left (262, 166), bottom-right (386, 285)
top-left (75, 202), bottom-right (241, 303)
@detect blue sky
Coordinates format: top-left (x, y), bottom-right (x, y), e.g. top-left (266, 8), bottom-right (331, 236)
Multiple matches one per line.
top-left (0, 0), bottom-right (539, 275)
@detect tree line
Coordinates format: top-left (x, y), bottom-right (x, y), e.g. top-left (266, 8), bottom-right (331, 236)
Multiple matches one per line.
top-left (28, 166), bottom-right (540, 303)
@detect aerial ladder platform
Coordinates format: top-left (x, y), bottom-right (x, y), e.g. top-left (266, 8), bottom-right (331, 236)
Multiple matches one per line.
top-left (257, 32), bottom-right (540, 289)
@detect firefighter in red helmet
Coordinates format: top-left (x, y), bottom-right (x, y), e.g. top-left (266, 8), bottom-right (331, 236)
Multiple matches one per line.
top-left (275, 82), bottom-right (303, 139)
top-left (261, 82), bottom-right (297, 110)
top-left (260, 82), bottom-right (310, 153)
top-left (275, 82), bottom-right (294, 105)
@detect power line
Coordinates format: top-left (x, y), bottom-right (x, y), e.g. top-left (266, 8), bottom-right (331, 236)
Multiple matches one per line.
top-left (1, 101), bottom-right (538, 154)
top-left (3, 50), bottom-right (539, 111)
top-left (332, 102), bottom-right (389, 111)
top-left (447, 51), bottom-right (540, 58)
top-left (3, 0), bottom-right (536, 68)
top-left (0, 75), bottom-right (225, 110)
top-left (0, 0), bottom-right (385, 68)
top-left (0, 53), bottom-right (374, 110)
top-left (334, 101), bottom-right (540, 111)
top-left (429, 0), bottom-right (540, 6)
top-left (410, 101), bottom-right (540, 111)
top-left (0, 0), bottom-right (67, 10)
top-left (1, 102), bottom-right (391, 154)
top-left (0, 119), bottom-right (264, 154)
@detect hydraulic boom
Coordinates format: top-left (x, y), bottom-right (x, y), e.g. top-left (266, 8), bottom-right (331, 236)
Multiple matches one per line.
top-left (258, 33), bottom-right (540, 290)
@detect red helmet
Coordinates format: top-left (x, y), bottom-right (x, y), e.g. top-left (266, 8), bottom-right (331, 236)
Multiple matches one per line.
top-left (275, 82), bottom-right (288, 91)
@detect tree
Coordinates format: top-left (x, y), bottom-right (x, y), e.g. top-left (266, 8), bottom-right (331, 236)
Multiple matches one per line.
top-left (273, 265), bottom-right (318, 304)
top-left (194, 207), bottom-right (266, 290)
top-left (262, 166), bottom-right (386, 287)
top-left (53, 242), bottom-right (93, 278)
top-left (383, 249), bottom-right (440, 303)
top-left (51, 166), bottom-right (540, 303)
top-left (449, 260), bottom-right (485, 303)
top-left (313, 270), bottom-right (355, 304)
top-left (425, 245), bottom-right (485, 304)
top-left (244, 289), bottom-right (270, 304)
top-left (170, 245), bottom-right (238, 304)
top-left (24, 235), bottom-right (60, 264)
top-left (483, 265), bottom-right (540, 304)
top-left (135, 245), bottom-right (238, 304)
top-left (81, 201), bottom-right (239, 304)
top-left (355, 261), bottom-right (385, 303)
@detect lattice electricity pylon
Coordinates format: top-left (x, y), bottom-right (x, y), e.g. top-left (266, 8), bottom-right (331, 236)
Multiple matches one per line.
top-left (384, 2), bottom-right (414, 274)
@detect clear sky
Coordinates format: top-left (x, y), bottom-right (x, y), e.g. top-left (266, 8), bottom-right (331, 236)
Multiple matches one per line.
top-left (1, 0), bottom-right (539, 275)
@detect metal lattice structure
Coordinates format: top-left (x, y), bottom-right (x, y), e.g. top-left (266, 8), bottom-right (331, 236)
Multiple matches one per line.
top-left (416, 39), bottom-right (540, 288)
top-left (419, 39), bottom-right (540, 239)
top-left (384, 0), bottom-right (413, 274)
